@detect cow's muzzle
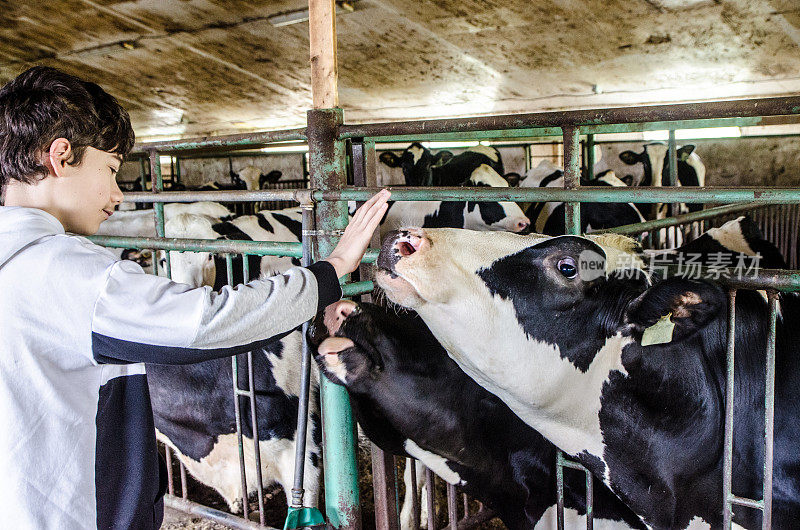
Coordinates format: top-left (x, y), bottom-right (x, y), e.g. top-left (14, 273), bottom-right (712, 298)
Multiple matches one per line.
top-left (377, 228), bottom-right (428, 273)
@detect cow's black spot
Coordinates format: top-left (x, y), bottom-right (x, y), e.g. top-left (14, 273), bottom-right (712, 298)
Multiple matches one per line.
top-left (256, 213), bottom-right (275, 233)
top-left (272, 213), bottom-right (302, 241)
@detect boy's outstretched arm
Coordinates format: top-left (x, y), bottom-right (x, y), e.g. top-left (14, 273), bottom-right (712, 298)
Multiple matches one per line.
top-left (90, 190), bottom-right (390, 366)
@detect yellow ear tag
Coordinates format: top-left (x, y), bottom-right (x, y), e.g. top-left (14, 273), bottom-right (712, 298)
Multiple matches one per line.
top-left (641, 313), bottom-right (675, 346)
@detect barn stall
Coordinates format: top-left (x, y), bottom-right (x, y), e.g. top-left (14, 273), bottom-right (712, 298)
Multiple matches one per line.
top-left (3, 0), bottom-right (800, 529)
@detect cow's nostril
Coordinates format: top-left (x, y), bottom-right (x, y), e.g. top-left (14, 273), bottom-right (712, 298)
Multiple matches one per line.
top-left (397, 241), bottom-right (416, 256)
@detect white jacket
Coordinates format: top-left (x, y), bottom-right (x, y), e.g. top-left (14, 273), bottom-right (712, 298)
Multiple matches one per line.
top-left (0, 206), bottom-right (340, 529)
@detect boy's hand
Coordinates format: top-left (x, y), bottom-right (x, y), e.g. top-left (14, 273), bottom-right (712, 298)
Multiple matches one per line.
top-left (324, 189), bottom-right (390, 278)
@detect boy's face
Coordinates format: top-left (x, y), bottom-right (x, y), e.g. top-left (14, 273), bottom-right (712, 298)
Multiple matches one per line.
top-left (56, 146), bottom-right (124, 235)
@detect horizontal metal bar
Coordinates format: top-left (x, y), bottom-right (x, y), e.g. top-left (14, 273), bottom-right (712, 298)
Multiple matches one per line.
top-left (121, 186), bottom-right (800, 205)
top-left (338, 96), bottom-right (800, 139)
top-left (341, 280), bottom-right (375, 297)
top-left (314, 186), bottom-right (800, 204)
top-left (88, 235), bottom-right (304, 256)
top-left (559, 459), bottom-right (590, 472)
top-left (729, 495), bottom-right (765, 510)
top-left (595, 202), bottom-right (772, 235)
top-left (123, 189), bottom-right (309, 203)
top-left (366, 117), bottom-right (765, 143)
top-left (663, 266), bottom-right (800, 292)
top-left (164, 495), bottom-right (277, 530)
top-left (134, 128), bottom-right (307, 154)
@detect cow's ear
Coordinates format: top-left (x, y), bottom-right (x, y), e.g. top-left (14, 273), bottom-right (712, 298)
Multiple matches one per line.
top-left (626, 278), bottom-right (725, 343)
top-left (619, 150), bottom-right (641, 165)
top-left (677, 144), bottom-right (695, 161)
top-left (380, 152), bottom-right (401, 167)
top-left (504, 172), bottom-right (521, 187)
top-left (433, 150), bottom-right (454, 166)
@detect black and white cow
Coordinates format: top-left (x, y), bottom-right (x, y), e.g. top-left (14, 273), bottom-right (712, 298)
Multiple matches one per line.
top-left (148, 330), bottom-right (321, 512)
top-left (97, 202), bottom-right (233, 271)
top-left (380, 143), bottom-right (504, 187)
top-left (618, 142), bottom-right (706, 217)
top-left (519, 160), bottom-right (645, 235)
top-left (309, 300), bottom-right (645, 529)
top-left (379, 164), bottom-right (530, 237)
top-left (161, 207), bottom-right (303, 289)
top-left (375, 227), bottom-right (800, 529)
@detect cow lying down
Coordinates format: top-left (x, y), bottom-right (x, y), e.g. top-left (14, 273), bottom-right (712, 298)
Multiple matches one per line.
top-left (375, 226), bottom-right (800, 529)
top-left (309, 300), bottom-right (645, 529)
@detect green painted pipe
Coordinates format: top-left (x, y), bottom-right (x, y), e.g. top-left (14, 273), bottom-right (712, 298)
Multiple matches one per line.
top-left (315, 187), bottom-right (800, 204)
top-left (120, 186), bottom-right (800, 205)
top-left (307, 108), bottom-right (362, 529)
top-left (594, 202), bottom-right (771, 236)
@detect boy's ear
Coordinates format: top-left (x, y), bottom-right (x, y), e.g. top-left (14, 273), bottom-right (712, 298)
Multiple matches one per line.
top-left (625, 278), bottom-right (725, 343)
top-left (47, 138), bottom-right (73, 176)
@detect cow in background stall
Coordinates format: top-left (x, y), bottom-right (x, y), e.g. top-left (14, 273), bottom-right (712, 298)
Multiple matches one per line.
top-left (146, 211), bottom-right (320, 513)
top-left (379, 143), bottom-right (504, 186)
top-left (96, 201), bottom-right (232, 271)
top-left (519, 159), bottom-right (645, 235)
top-left (375, 223), bottom-right (799, 529)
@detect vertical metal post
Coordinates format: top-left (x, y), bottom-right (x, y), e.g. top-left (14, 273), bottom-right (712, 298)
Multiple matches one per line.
top-left (139, 157), bottom-right (148, 192)
top-left (149, 150), bottom-right (170, 276)
top-left (248, 358), bottom-right (266, 524)
top-left (292, 203), bottom-right (316, 509)
top-left (762, 291), bottom-right (778, 530)
top-left (371, 443), bottom-right (400, 530)
top-left (585, 466), bottom-right (594, 530)
top-left (667, 130), bottom-right (679, 248)
top-left (556, 452), bottom-right (566, 530)
top-left (722, 289), bottom-right (737, 529)
top-left (307, 107), bottom-right (362, 530)
top-left (175, 156), bottom-right (182, 186)
top-left (180, 462), bottom-right (188, 499)
top-left (409, 459), bottom-right (420, 530)
top-left (562, 126), bottom-right (581, 235)
top-left (165, 446), bottom-right (175, 496)
top-left (586, 133), bottom-right (595, 181)
top-left (228, 254), bottom-right (250, 520)
top-left (446, 484), bottom-right (458, 529)
top-left (425, 469), bottom-right (436, 530)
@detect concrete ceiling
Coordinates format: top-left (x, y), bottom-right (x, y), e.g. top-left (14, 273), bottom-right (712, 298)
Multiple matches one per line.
top-left (1, 0), bottom-right (798, 141)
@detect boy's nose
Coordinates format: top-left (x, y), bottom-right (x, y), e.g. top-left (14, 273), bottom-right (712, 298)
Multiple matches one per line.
top-left (111, 179), bottom-right (124, 205)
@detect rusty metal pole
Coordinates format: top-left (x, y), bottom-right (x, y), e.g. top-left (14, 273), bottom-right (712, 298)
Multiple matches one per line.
top-left (562, 126), bottom-right (581, 235)
top-left (307, 107), bottom-right (362, 530)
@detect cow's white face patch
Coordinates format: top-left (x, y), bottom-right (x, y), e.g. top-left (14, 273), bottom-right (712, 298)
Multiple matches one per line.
top-left (645, 143), bottom-right (668, 187)
top-left (409, 144), bottom-right (425, 165)
top-left (685, 152), bottom-right (706, 187)
top-left (402, 440), bottom-right (464, 486)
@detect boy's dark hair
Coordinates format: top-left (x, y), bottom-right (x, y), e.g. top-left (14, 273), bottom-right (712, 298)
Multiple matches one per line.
top-left (0, 66), bottom-right (135, 190)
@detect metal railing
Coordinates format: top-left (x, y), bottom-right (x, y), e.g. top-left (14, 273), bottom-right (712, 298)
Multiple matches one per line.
top-left (87, 94), bottom-right (800, 530)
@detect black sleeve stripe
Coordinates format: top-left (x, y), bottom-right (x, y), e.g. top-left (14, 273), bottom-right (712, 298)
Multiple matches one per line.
top-left (307, 260), bottom-right (342, 312)
top-left (92, 329), bottom-right (296, 365)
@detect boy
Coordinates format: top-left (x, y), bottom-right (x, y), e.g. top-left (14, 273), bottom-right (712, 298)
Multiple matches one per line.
top-left (0, 66), bottom-right (389, 529)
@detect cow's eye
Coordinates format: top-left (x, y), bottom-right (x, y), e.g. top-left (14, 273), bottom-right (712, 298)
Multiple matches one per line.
top-left (557, 257), bottom-right (578, 279)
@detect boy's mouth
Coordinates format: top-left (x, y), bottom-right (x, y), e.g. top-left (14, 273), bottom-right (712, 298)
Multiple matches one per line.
top-left (102, 209), bottom-right (113, 218)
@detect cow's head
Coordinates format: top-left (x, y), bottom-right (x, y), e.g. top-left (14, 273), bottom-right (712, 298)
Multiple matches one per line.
top-left (309, 300), bottom-right (425, 388)
top-left (162, 213), bottom-right (217, 288)
top-left (379, 142), bottom-right (434, 186)
top-left (258, 169), bottom-right (283, 189)
top-left (375, 228), bottom-right (647, 448)
top-left (618, 142), bottom-right (704, 188)
top-left (461, 164), bottom-right (530, 233)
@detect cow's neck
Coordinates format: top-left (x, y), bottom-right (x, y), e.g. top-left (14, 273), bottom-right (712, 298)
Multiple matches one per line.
top-left (422, 298), bottom-right (630, 465)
